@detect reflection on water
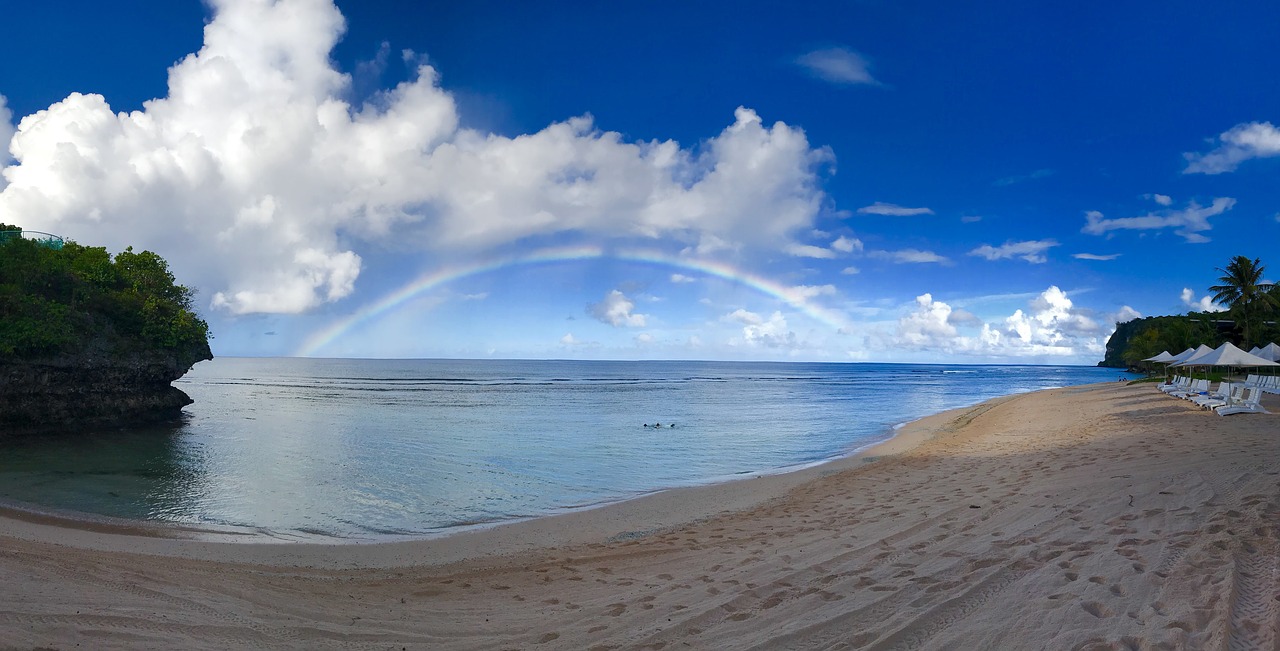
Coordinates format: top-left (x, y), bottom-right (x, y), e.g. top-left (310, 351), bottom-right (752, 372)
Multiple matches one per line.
top-left (0, 359), bottom-right (1134, 539)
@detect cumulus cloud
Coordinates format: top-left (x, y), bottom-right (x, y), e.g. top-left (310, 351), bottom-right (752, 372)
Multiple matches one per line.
top-left (1145, 193), bottom-right (1173, 206)
top-left (795, 47), bottom-right (878, 86)
top-left (0, 0), bottom-right (835, 314)
top-left (1081, 198), bottom-right (1235, 243)
top-left (856, 202), bottom-right (934, 216)
top-left (589, 289), bottom-right (647, 327)
top-left (868, 249), bottom-right (949, 264)
top-left (896, 286), bottom-right (1113, 358)
top-left (841, 266), bottom-right (860, 275)
top-left (1072, 253), bottom-right (1121, 261)
top-left (560, 333), bottom-right (581, 345)
top-left (1184, 121), bottom-right (1280, 174)
top-left (1181, 288), bottom-right (1226, 313)
top-left (727, 309), bottom-right (796, 348)
top-left (896, 294), bottom-right (961, 350)
top-left (1111, 306), bottom-right (1142, 324)
top-left (670, 273), bottom-right (696, 284)
top-left (831, 235), bottom-right (862, 253)
top-left (981, 287), bottom-right (1106, 356)
top-left (968, 239), bottom-right (1059, 264)
top-left (947, 308), bottom-right (982, 327)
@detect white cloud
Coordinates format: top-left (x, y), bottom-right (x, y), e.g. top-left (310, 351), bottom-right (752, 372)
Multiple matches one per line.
top-left (784, 284), bottom-right (836, 301)
top-left (982, 286), bottom-right (1105, 356)
top-left (968, 239), bottom-right (1059, 264)
top-left (960, 215), bottom-right (982, 223)
top-left (896, 293), bottom-right (961, 350)
top-left (1184, 121), bottom-right (1280, 174)
top-left (947, 308), bottom-right (982, 327)
top-left (634, 333), bottom-right (654, 345)
top-left (560, 333), bottom-right (581, 345)
top-left (868, 249), bottom-right (949, 264)
top-left (725, 308), bottom-right (763, 326)
top-left (831, 235), bottom-right (862, 253)
top-left (589, 289), bottom-right (647, 327)
top-left (1081, 198), bottom-right (1235, 243)
top-left (1145, 193), bottom-right (1173, 206)
top-left (784, 243), bottom-right (837, 259)
top-left (1111, 306), bottom-right (1142, 324)
top-left (856, 202), bottom-right (934, 216)
top-left (1180, 288), bottom-right (1226, 313)
top-left (896, 286), bottom-right (1112, 359)
top-left (841, 266), bottom-right (860, 275)
top-left (670, 273), bottom-right (696, 284)
top-left (1072, 253), bottom-right (1121, 261)
top-left (795, 47), bottom-right (878, 86)
top-left (0, 0), bottom-right (836, 315)
top-left (724, 308), bottom-right (798, 348)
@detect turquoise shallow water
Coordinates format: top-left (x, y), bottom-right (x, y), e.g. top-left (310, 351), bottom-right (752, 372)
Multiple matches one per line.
top-left (0, 359), bottom-right (1135, 539)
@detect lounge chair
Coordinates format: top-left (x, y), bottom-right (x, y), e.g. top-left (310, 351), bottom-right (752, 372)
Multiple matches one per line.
top-left (1170, 379), bottom-right (1210, 399)
top-left (1160, 376), bottom-right (1190, 393)
top-left (1195, 383), bottom-right (1241, 410)
top-left (1215, 387), bottom-right (1270, 416)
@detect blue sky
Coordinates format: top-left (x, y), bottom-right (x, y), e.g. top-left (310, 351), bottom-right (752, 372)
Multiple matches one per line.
top-left (2, 1), bottom-right (1278, 363)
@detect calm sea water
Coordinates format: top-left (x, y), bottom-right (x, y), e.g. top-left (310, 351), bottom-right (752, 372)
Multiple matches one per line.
top-left (0, 359), bottom-right (1133, 540)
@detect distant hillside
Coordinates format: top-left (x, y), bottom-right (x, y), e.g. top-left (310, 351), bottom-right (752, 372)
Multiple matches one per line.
top-left (1099, 313), bottom-right (1229, 368)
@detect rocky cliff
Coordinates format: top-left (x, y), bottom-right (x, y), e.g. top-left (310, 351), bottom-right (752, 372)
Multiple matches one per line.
top-left (0, 341), bottom-right (212, 433)
top-left (1, 228), bottom-right (213, 433)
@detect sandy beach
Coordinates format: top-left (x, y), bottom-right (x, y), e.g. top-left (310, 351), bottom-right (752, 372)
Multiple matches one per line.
top-left (2, 380), bottom-right (1278, 650)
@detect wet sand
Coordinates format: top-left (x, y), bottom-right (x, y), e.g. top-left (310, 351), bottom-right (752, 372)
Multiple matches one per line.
top-left (2, 381), bottom-right (1277, 650)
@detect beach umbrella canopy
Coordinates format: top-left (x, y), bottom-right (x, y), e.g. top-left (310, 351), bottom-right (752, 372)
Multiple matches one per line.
top-left (1258, 342), bottom-right (1280, 362)
top-left (1171, 344), bottom-right (1216, 366)
top-left (1142, 351), bottom-right (1177, 363)
top-left (1167, 347), bottom-right (1199, 365)
top-left (1171, 342), bottom-right (1280, 368)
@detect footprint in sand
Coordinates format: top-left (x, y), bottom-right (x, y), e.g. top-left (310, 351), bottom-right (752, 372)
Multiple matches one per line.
top-left (1081, 601), bottom-right (1113, 618)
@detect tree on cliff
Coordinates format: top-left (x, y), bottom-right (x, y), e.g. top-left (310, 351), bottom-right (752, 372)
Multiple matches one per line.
top-left (1209, 256), bottom-right (1277, 350)
top-left (0, 225), bottom-right (210, 362)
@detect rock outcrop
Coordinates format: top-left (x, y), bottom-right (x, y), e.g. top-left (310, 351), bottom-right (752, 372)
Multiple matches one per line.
top-left (0, 341), bottom-right (211, 433)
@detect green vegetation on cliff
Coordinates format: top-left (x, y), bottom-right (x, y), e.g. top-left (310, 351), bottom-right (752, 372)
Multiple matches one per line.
top-left (0, 223), bottom-right (211, 362)
top-left (1101, 255), bottom-right (1280, 368)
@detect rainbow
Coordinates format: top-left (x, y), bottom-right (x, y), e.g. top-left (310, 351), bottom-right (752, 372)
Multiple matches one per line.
top-left (294, 246), bottom-right (850, 356)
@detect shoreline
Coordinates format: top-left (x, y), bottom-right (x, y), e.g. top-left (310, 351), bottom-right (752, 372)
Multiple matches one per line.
top-left (0, 389), bottom-right (1015, 569)
top-left (5, 381), bottom-right (1277, 649)
top-left (0, 385), bottom-right (1022, 558)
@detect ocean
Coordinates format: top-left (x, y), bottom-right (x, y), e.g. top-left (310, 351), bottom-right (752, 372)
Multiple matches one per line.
top-left (0, 358), bottom-right (1133, 540)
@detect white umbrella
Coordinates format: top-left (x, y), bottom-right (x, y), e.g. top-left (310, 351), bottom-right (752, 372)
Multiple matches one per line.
top-left (1257, 342), bottom-right (1280, 362)
top-left (1169, 344), bottom-right (1219, 382)
top-left (1143, 351), bottom-right (1177, 363)
top-left (1172, 344), bottom-right (1216, 366)
top-left (1167, 347), bottom-right (1200, 364)
top-left (1171, 342), bottom-right (1280, 369)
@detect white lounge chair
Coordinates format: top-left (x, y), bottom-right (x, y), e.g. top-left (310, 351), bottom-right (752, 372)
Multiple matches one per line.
top-left (1171, 379), bottom-right (1210, 399)
top-left (1215, 387), bottom-right (1270, 416)
top-left (1196, 383), bottom-right (1241, 410)
top-left (1192, 382), bottom-right (1228, 406)
top-left (1160, 376), bottom-right (1191, 394)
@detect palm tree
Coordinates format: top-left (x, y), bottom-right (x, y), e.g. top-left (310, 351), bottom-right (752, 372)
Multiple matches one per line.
top-left (1209, 256), bottom-right (1277, 348)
